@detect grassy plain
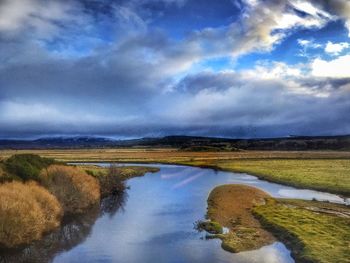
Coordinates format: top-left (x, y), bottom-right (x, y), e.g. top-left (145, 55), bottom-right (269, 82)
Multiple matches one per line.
top-left (213, 159), bottom-right (350, 196)
top-left (1, 149), bottom-right (349, 196)
top-left (254, 199), bottom-right (350, 263)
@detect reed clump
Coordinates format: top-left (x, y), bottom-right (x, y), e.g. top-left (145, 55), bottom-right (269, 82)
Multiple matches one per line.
top-left (40, 165), bottom-right (101, 214)
top-left (0, 181), bottom-right (63, 248)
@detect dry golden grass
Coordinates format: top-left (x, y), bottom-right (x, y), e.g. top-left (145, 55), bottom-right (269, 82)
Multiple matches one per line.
top-left (205, 185), bottom-right (274, 252)
top-left (41, 165), bottom-right (100, 214)
top-left (0, 181), bottom-right (62, 248)
top-left (0, 164), bottom-right (5, 177)
top-left (1, 149), bottom-right (350, 163)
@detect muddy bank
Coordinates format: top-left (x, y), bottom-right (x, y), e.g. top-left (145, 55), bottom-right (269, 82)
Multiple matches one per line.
top-left (198, 184), bottom-right (275, 252)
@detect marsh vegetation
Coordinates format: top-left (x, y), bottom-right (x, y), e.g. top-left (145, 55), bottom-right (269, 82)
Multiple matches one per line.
top-left (0, 150), bottom-right (349, 263)
top-left (0, 181), bottom-right (63, 248)
top-left (201, 184), bottom-right (350, 263)
top-left (0, 154), bottom-right (158, 249)
top-left (254, 199), bottom-right (350, 263)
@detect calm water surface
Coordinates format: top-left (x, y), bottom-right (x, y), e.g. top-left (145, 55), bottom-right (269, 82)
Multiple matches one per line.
top-left (52, 164), bottom-right (347, 263)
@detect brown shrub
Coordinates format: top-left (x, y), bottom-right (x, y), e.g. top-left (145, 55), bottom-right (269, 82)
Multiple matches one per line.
top-left (41, 165), bottom-right (100, 214)
top-left (28, 182), bottom-right (64, 230)
top-left (97, 165), bottom-right (127, 198)
top-left (0, 181), bottom-right (63, 248)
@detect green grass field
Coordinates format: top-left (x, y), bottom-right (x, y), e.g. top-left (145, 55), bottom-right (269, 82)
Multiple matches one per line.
top-left (210, 159), bottom-right (350, 196)
top-left (254, 199), bottom-right (350, 263)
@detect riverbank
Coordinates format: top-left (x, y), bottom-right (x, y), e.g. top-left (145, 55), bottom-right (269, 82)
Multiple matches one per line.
top-left (202, 184), bottom-right (350, 263)
top-left (77, 164), bottom-right (160, 180)
top-left (0, 154), bottom-right (159, 249)
top-left (201, 159), bottom-right (350, 197)
top-left (1, 149), bottom-right (349, 197)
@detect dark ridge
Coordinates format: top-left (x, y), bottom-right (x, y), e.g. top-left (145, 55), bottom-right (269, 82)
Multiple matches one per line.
top-left (0, 135), bottom-right (349, 151)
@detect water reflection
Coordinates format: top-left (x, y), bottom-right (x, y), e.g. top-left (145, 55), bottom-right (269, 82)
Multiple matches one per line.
top-left (0, 192), bottom-right (128, 263)
top-left (231, 243), bottom-right (293, 263)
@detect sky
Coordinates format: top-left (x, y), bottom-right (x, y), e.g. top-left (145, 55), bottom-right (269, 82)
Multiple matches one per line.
top-left (0, 0), bottom-right (350, 139)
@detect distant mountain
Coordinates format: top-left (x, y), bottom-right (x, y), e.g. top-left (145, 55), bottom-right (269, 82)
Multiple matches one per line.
top-left (0, 135), bottom-right (349, 150)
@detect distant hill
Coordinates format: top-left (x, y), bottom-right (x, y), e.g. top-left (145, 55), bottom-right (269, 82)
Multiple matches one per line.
top-left (0, 135), bottom-right (349, 151)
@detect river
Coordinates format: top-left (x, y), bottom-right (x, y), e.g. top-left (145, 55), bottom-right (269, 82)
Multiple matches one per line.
top-left (1, 163), bottom-right (347, 263)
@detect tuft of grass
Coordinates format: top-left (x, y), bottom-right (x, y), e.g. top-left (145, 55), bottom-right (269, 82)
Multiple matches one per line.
top-left (195, 220), bottom-right (223, 234)
top-left (0, 181), bottom-right (63, 248)
top-left (253, 199), bottom-right (350, 263)
top-left (40, 165), bottom-right (100, 214)
top-left (4, 154), bottom-right (55, 182)
top-left (0, 162), bottom-right (19, 183)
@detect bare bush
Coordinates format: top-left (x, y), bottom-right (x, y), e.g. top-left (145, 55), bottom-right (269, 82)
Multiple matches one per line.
top-left (97, 164), bottom-right (126, 198)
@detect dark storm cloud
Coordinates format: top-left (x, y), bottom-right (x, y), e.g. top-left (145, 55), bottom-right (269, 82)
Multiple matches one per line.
top-left (176, 71), bottom-right (245, 94)
top-left (0, 22), bottom-right (201, 108)
top-left (0, 0), bottom-right (350, 138)
top-left (159, 70), bottom-right (350, 136)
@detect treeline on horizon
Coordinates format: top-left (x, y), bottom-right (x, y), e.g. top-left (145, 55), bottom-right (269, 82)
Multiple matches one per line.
top-left (0, 135), bottom-right (349, 151)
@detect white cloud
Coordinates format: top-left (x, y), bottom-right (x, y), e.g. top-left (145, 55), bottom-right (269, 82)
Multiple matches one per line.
top-left (188, 0), bottom-right (335, 60)
top-left (114, 6), bottom-right (148, 35)
top-left (297, 38), bottom-right (322, 57)
top-left (0, 0), bottom-right (82, 38)
top-left (312, 55), bottom-right (350, 78)
top-left (298, 39), bottom-right (311, 47)
top-left (246, 62), bottom-right (302, 80)
top-left (325, 41), bottom-right (349, 55)
top-left (297, 39), bottom-right (322, 49)
top-left (290, 1), bottom-right (332, 19)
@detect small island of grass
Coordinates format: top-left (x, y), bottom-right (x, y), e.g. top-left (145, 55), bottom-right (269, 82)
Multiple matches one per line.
top-left (197, 184), bottom-right (275, 253)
